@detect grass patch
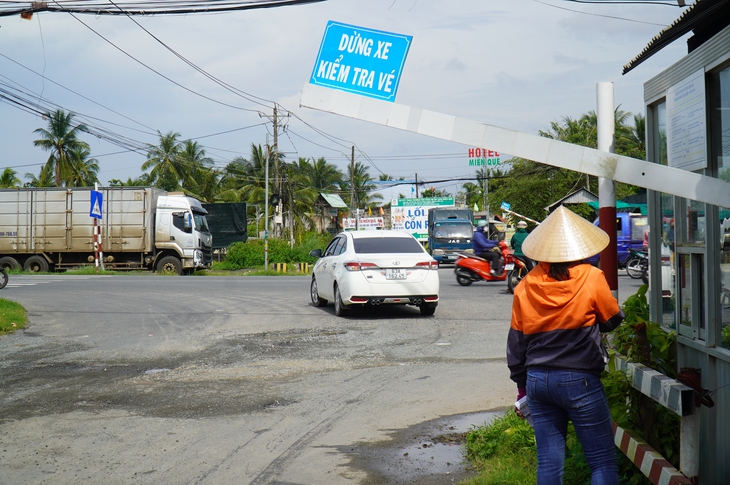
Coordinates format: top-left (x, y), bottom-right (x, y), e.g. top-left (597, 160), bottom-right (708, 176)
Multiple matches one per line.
top-left (462, 410), bottom-right (596, 485)
top-left (0, 298), bottom-right (28, 335)
top-left (64, 266), bottom-right (128, 275)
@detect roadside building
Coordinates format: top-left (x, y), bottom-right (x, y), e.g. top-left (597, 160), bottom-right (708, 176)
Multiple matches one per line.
top-left (624, 0), bottom-right (730, 481)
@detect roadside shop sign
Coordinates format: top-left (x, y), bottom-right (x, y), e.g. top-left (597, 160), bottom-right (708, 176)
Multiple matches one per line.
top-left (468, 148), bottom-right (501, 167)
top-left (391, 197), bottom-right (454, 241)
top-left (310, 21), bottom-right (412, 102)
top-left (343, 217), bottom-right (384, 230)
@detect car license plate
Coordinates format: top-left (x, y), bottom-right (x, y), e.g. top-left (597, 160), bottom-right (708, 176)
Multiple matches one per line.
top-left (386, 268), bottom-right (407, 280)
top-left (505, 263), bottom-right (514, 271)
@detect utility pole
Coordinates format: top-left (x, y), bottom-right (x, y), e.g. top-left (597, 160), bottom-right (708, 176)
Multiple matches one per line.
top-left (415, 173), bottom-right (419, 197)
top-left (273, 105), bottom-right (280, 239)
top-left (483, 169), bottom-right (489, 221)
top-left (264, 138), bottom-right (270, 271)
top-left (260, 105), bottom-right (289, 239)
top-left (350, 145), bottom-right (357, 230)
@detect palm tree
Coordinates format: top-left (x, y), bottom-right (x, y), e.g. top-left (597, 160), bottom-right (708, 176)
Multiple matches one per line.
top-left (108, 174), bottom-right (152, 187)
top-left (0, 168), bottom-right (21, 188)
top-left (178, 140), bottom-right (218, 201)
top-left (308, 157), bottom-right (343, 192)
top-left (460, 181), bottom-right (482, 209)
top-left (341, 161), bottom-right (382, 209)
top-left (141, 131), bottom-right (187, 192)
top-left (66, 146), bottom-right (100, 187)
top-left (25, 164), bottom-right (55, 187)
top-left (33, 109), bottom-right (90, 187)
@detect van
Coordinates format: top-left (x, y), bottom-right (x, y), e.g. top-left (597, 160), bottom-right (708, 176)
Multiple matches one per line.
top-left (586, 213), bottom-right (648, 267)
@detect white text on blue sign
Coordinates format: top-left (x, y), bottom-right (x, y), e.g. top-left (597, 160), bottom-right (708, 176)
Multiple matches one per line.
top-left (311, 21), bottom-right (412, 102)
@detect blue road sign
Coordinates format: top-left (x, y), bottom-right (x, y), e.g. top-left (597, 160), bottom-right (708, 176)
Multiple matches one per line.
top-left (310, 21), bottom-right (412, 102)
top-left (90, 190), bottom-right (103, 219)
top-left (500, 201), bottom-right (511, 212)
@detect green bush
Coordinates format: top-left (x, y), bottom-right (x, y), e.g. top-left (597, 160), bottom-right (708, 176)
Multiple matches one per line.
top-left (225, 232), bottom-right (333, 269)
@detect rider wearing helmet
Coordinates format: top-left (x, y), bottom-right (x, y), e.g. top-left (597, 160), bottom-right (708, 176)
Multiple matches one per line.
top-left (473, 220), bottom-right (503, 275)
top-left (511, 220), bottom-right (533, 271)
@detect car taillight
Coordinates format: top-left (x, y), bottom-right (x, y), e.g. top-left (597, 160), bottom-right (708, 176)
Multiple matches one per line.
top-left (415, 261), bottom-right (439, 270)
top-left (344, 261), bottom-right (379, 271)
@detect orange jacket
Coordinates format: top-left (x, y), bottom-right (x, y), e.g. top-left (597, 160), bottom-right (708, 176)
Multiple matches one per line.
top-left (507, 262), bottom-right (624, 388)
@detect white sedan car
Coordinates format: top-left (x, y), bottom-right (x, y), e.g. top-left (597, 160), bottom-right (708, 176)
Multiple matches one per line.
top-left (309, 230), bottom-right (440, 316)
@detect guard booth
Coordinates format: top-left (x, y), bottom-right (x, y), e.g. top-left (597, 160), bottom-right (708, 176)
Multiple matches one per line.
top-left (624, 0), bottom-right (730, 481)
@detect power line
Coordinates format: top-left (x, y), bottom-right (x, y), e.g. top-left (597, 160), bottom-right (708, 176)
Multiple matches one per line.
top-left (0, 0), bottom-right (327, 18)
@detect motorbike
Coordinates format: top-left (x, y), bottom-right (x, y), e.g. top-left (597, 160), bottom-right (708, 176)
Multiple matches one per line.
top-left (0, 267), bottom-right (7, 290)
top-left (625, 248), bottom-right (648, 284)
top-left (454, 240), bottom-right (529, 293)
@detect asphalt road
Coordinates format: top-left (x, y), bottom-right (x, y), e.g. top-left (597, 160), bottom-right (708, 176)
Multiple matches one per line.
top-left (0, 269), bottom-right (644, 485)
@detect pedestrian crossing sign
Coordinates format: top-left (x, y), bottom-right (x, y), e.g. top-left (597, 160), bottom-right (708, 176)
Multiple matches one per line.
top-left (90, 190), bottom-right (103, 219)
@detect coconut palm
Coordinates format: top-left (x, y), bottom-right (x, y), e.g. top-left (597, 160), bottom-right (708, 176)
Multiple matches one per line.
top-left (66, 146), bottom-right (100, 187)
top-left (141, 131), bottom-right (188, 192)
top-left (33, 109), bottom-right (90, 187)
top-left (25, 164), bottom-right (55, 187)
top-left (308, 157), bottom-right (344, 192)
top-left (0, 168), bottom-right (21, 188)
top-left (341, 161), bottom-right (382, 209)
top-left (178, 140), bottom-right (218, 201)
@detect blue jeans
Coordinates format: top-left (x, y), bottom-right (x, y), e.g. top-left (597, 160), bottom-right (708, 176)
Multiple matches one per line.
top-left (526, 368), bottom-right (618, 485)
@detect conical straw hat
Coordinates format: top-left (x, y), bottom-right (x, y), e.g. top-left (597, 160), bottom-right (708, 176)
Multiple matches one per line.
top-left (522, 205), bottom-right (609, 262)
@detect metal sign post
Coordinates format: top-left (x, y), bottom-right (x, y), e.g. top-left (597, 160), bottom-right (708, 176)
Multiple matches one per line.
top-left (89, 186), bottom-right (104, 270)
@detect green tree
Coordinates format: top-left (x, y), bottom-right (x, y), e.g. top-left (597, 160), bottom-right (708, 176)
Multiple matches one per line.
top-left (33, 109), bottom-right (90, 187)
top-left (65, 146), bottom-right (100, 187)
top-left (341, 161), bottom-right (382, 209)
top-left (421, 187), bottom-right (450, 198)
top-left (178, 140), bottom-right (218, 202)
top-left (25, 164), bottom-right (55, 187)
top-left (0, 168), bottom-right (21, 188)
top-left (308, 157), bottom-right (344, 192)
top-left (141, 131), bottom-right (188, 192)
top-left (108, 174), bottom-right (152, 187)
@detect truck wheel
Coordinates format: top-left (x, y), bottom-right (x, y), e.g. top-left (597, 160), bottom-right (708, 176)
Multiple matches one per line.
top-left (0, 269), bottom-right (7, 289)
top-left (0, 256), bottom-right (21, 271)
top-left (24, 255), bottom-right (49, 273)
top-left (156, 256), bottom-right (182, 275)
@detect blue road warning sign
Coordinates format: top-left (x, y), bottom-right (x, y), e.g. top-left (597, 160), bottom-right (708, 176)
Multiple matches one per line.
top-left (90, 190), bottom-right (103, 219)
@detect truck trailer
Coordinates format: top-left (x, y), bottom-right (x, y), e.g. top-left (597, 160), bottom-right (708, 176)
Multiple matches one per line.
top-left (0, 187), bottom-right (213, 275)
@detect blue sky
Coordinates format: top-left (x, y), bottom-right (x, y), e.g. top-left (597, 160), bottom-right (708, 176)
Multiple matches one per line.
top-left (0, 0), bottom-right (693, 200)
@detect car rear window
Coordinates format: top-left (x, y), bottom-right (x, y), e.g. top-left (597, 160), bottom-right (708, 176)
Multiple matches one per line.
top-left (353, 237), bottom-right (424, 254)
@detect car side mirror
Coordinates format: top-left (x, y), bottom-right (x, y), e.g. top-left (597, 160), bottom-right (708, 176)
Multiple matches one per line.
top-left (309, 249), bottom-right (322, 258)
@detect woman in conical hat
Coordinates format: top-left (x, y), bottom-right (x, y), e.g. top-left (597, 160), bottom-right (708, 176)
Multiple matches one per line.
top-left (506, 205), bottom-right (624, 484)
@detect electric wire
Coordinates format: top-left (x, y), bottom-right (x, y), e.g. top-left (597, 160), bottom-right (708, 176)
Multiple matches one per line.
top-left (0, 0), bottom-right (327, 18)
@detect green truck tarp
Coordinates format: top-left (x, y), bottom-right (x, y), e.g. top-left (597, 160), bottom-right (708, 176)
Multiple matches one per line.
top-left (202, 203), bottom-right (248, 249)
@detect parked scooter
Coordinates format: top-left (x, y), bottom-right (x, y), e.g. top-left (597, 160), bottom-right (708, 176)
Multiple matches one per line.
top-left (0, 267), bottom-right (7, 290)
top-left (454, 240), bottom-right (528, 292)
top-left (625, 248), bottom-right (648, 284)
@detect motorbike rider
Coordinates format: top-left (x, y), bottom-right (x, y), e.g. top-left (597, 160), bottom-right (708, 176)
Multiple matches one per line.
top-left (473, 220), bottom-right (503, 275)
top-left (510, 220), bottom-right (534, 271)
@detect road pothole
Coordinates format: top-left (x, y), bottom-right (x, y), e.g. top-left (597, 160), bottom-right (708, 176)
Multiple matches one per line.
top-left (343, 410), bottom-right (502, 484)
